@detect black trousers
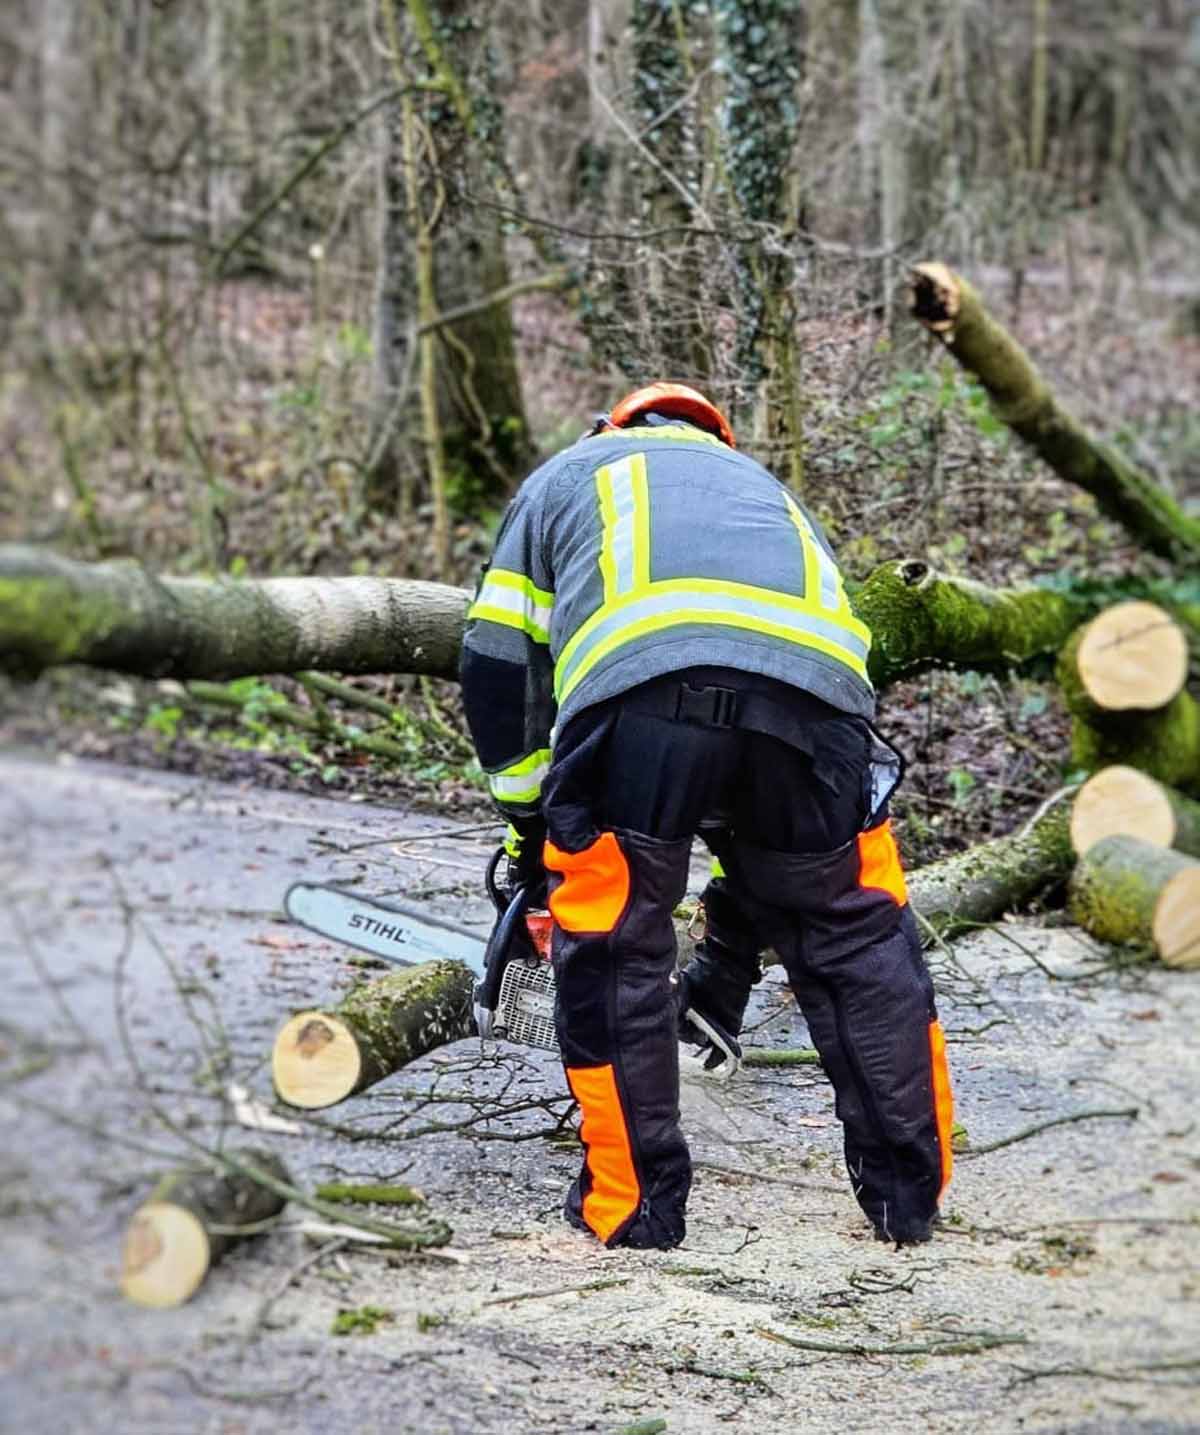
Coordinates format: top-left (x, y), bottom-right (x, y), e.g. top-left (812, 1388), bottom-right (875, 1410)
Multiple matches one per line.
top-left (541, 667), bottom-right (953, 1249)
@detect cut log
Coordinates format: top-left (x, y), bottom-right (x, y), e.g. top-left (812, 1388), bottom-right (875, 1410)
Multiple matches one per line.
top-left (905, 800), bottom-right (1074, 941)
top-left (1071, 766), bottom-right (1200, 858)
top-left (120, 1148), bottom-right (290, 1308)
top-left (1067, 834), bottom-right (1200, 969)
top-left (908, 262), bottom-right (1200, 567)
top-left (272, 959), bottom-right (476, 1109)
top-left (1057, 604), bottom-right (1200, 794)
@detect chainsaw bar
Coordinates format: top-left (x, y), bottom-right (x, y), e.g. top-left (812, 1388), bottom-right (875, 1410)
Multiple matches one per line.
top-left (284, 882), bottom-right (488, 976)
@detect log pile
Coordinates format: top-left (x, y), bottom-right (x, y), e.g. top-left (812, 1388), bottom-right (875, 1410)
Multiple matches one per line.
top-left (1068, 835), bottom-right (1200, 969)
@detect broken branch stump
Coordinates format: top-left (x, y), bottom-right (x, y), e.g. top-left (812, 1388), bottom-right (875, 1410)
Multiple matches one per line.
top-left (120, 1147), bottom-right (290, 1308)
top-left (1067, 834), bottom-right (1200, 968)
top-left (272, 959), bottom-right (476, 1109)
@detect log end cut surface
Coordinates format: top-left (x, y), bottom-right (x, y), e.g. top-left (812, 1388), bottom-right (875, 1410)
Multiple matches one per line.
top-left (120, 1202), bottom-right (212, 1308)
top-left (1071, 766), bottom-right (1177, 855)
top-left (273, 1011), bottom-right (363, 1109)
top-left (1155, 869), bottom-right (1200, 969)
top-left (1077, 602), bottom-right (1188, 711)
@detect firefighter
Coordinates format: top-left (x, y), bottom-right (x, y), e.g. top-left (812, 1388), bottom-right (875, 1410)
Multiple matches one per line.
top-left (460, 383), bottom-right (954, 1251)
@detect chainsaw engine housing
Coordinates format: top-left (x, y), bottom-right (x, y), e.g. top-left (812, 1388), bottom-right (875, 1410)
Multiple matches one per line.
top-left (494, 959), bottom-right (558, 1051)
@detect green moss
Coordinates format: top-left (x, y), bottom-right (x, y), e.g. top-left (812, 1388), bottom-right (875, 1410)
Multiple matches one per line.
top-left (0, 575), bottom-right (125, 672)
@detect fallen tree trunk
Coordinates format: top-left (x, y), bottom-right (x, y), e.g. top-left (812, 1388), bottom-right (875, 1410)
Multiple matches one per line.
top-left (1068, 834), bottom-right (1200, 969)
top-left (1071, 766), bottom-right (1200, 858)
top-left (272, 959), bottom-right (476, 1109)
top-left (1057, 602), bottom-right (1200, 793)
top-left (904, 800), bottom-right (1074, 941)
top-left (120, 1147), bottom-right (290, 1308)
top-left (0, 544), bottom-right (470, 680)
top-left (908, 262), bottom-right (1200, 567)
top-left (4, 544), bottom-right (1197, 689)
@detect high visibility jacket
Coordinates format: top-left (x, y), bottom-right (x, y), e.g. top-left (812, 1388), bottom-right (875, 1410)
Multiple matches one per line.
top-left (460, 417), bottom-right (875, 816)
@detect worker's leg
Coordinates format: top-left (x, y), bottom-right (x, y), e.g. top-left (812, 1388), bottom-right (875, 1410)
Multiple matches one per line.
top-left (541, 695), bottom-right (736, 1249)
top-left (723, 727), bottom-right (954, 1244)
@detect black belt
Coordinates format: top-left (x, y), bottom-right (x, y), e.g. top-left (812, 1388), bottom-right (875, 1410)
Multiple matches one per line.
top-left (619, 677), bottom-right (840, 753)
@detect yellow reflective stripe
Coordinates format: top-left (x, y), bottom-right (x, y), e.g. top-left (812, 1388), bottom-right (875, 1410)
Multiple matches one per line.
top-left (558, 606), bottom-right (868, 705)
top-left (783, 492), bottom-right (848, 615)
top-left (469, 568), bottom-right (553, 644)
top-left (596, 464), bottom-right (619, 600)
top-left (604, 424), bottom-right (724, 446)
top-left (555, 575), bottom-right (871, 685)
top-left (482, 568), bottom-right (553, 609)
top-left (630, 453), bottom-right (651, 587)
top-left (487, 747), bottom-right (552, 804)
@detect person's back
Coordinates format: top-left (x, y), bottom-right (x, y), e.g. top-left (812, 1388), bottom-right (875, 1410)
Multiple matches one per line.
top-left (460, 385), bottom-right (953, 1252)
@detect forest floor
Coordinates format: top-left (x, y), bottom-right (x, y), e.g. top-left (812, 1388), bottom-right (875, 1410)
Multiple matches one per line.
top-left (2, 753), bottom-right (1198, 1435)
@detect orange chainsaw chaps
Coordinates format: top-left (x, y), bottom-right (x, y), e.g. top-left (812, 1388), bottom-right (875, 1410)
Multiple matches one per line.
top-left (856, 818), bottom-right (908, 906)
top-left (928, 1019), bottom-right (955, 1197)
top-left (544, 832), bottom-right (630, 934)
top-left (565, 1062), bottom-right (641, 1243)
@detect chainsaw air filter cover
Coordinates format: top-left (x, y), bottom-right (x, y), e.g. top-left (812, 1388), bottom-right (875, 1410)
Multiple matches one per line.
top-left (495, 959), bottom-right (558, 1051)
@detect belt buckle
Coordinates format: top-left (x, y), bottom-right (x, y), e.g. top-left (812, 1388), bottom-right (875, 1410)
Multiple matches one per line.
top-left (675, 682), bottom-right (738, 728)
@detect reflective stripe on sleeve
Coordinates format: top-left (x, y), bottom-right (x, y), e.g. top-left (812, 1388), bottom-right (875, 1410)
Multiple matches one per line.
top-left (487, 747), bottom-right (552, 805)
top-left (468, 569), bottom-right (554, 644)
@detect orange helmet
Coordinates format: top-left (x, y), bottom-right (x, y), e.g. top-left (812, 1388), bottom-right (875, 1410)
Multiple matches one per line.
top-left (608, 382), bottom-right (735, 448)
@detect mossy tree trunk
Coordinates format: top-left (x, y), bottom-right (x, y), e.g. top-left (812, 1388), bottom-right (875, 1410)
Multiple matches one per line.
top-left (852, 558), bottom-right (1092, 686)
top-left (6, 544), bottom-right (1197, 689)
top-left (905, 801), bottom-right (1074, 941)
top-left (0, 544), bottom-right (470, 680)
top-left (908, 262), bottom-right (1200, 567)
top-left (368, 0), bottom-right (534, 519)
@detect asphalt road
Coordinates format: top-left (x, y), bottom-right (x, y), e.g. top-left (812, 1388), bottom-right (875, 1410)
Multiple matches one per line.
top-left (1, 752), bottom-right (1198, 1435)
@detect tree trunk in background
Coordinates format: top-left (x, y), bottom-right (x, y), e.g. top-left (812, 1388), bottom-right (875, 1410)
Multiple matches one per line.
top-left (629, 0), bottom-right (713, 380)
top-left (368, 0), bottom-right (534, 517)
top-left (36, 0), bottom-right (79, 314)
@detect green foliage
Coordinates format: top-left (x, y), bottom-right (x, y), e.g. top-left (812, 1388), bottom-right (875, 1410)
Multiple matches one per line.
top-left (143, 702), bottom-right (182, 743)
top-left (330, 1305), bottom-right (394, 1337)
top-left (947, 767), bottom-right (977, 805)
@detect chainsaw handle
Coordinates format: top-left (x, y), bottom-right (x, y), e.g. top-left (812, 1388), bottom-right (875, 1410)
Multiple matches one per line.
top-left (473, 882), bottom-right (533, 1038)
top-left (485, 844), bottom-right (509, 914)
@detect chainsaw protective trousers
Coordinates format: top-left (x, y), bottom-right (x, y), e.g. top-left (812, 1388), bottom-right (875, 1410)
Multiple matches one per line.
top-left (541, 666), bottom-right (953, 1249)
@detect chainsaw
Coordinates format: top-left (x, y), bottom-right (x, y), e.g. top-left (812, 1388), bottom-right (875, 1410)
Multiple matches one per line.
top-left (284, 847), bottom-right (742, 1072)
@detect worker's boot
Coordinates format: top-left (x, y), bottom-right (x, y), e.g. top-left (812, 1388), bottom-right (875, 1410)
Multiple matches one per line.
top-left (546, 826), bottom-right (694, 1250)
